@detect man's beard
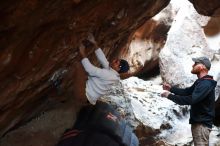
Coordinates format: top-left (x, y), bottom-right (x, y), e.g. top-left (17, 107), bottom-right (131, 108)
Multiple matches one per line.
top-left (191, 68), bottom-right (199, 74)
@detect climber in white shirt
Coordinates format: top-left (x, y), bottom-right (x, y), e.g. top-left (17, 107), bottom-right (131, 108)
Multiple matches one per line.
top-left (79, 35), bottom-right (130, 105)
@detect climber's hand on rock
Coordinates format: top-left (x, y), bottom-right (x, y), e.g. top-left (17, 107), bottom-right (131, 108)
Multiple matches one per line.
top-left (88, 33), bottom-right (98, 48)
top-left (79, 44), bottom-right (86, 58)
top-left (88, 33), bottom-right (96, 44)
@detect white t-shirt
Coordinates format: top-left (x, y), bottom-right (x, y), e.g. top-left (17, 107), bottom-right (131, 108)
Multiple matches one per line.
top-left (81, 48), bottom-right (120, 105)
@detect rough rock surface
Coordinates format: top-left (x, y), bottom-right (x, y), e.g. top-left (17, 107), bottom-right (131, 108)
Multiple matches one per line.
top-left (0, 99), bottom-right (81, 146)
top-left (1, 76), bottom-right (220, 146)
top-left (0, 0), bottom-right (171, 137)
top-left (125, 3), bottom-right (174, 78)
top-left (189, 0), bottom-right (220, 16)
top-left (102, 77), bottom-right (220, 145)
top-left (1, 0), bottom-right (220, 141)
top-left (160, 1), bottom-right (211, 86)
top-left (159, 0), bottom-right (220, 125)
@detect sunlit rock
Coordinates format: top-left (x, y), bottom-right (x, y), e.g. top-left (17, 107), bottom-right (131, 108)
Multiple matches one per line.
top-left (159, 0), bottom-right (220, 87)
top-left (125, 3), bottom-right (175, 76)
top-left (159, 0), bottom-right (220, 127)
top-left (101, 77), bottom-right (193, 145)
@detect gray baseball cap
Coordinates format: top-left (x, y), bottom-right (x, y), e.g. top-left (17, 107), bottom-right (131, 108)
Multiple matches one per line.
top-left (192, 56), bottom-right (211, 70)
